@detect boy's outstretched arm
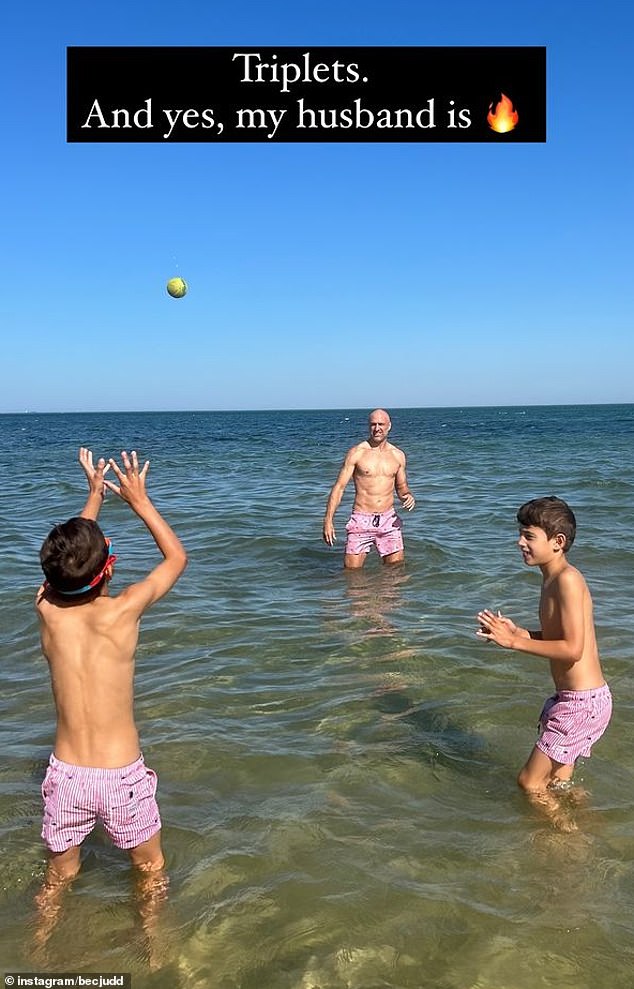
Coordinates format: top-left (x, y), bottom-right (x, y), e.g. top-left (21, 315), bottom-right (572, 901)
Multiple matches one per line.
top-left (78, 447), bottom-right (109, 520)
top-left (477, 571), bottom-right (585, 663)
top-left (477, 610), bottom-right (542, 641)
top-left (105, 450), bottom-right (187, 615)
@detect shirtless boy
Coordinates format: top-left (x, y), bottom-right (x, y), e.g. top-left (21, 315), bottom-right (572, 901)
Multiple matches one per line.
top-left (477, 497), bottom-right (611, 825)
top-left (36, 448), bottom-right (187, 892)
top-left (323, 409), bottom-right (415, 568)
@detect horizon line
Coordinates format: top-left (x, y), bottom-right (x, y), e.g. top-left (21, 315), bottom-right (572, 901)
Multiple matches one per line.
top-left (1, 401), bottom-right (632, 416)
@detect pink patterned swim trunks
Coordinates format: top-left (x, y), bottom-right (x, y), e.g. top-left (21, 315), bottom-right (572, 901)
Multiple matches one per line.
top-left (345, 509), bottom-right (404, 557)
top-left (536, 683), bottom-right (612, 765)
top-left (41, 752), bottom-right (161, 852)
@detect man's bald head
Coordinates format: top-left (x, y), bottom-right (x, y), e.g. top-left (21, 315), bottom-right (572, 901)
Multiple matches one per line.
top-left (368, 409), bottom-right (392, 444)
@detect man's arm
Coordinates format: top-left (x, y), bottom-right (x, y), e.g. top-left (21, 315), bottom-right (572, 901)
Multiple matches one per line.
top-left (105, 450), bottom-right (187, 615)
top-left (323, 448), bottom-right (358, 545)
top-left (394, 454), bottom-right (415, 511)
top-left (477, 571), bottom-right (585, 663)
top-left (78, 447), bottom-right (109, 521)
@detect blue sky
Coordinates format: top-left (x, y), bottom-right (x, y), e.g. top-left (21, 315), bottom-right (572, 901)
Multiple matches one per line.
top-left (2, 1), bottom-right (632, 412)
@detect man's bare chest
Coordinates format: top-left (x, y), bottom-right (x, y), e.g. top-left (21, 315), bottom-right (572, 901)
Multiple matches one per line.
top-left (355, 452), bottom-right (399, 479)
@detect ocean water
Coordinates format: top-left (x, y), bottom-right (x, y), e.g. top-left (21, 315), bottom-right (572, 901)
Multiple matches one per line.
top-left (0, 404), bottom-right (633, 988)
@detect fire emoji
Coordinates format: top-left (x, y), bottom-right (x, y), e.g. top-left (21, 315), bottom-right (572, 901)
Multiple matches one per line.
top-left (487, 93), bottom-right (519, 133)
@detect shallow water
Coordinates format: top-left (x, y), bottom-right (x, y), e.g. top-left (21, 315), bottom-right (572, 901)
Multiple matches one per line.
top-left (1, 405), bottom-right (633, 987)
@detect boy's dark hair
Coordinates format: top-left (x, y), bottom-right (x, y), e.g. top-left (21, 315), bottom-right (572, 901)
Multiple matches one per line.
top-left (516, 497), bottom-right (576, 551)
top-left (40, 517), bottom-right (108, 595)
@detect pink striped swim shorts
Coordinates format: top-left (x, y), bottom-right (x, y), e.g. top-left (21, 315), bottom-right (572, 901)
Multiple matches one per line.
top-left (41, 752), bottom-right (161, 852)
top-left (536, 683), bottom-right (612, 765)
top-left (345, 510), bottom-right (403, 557)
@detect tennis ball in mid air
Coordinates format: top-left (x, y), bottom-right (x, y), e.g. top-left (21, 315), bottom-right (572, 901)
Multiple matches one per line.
top-left (166, 277), bottom-right (188, 298)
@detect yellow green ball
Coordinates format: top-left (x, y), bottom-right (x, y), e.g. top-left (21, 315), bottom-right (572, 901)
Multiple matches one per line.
top-left (166, 277), bottom-right (188, 298)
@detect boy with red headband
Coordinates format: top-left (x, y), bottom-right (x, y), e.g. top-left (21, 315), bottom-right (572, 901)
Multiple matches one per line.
top-left (36, 448), bottom-right (187, 892)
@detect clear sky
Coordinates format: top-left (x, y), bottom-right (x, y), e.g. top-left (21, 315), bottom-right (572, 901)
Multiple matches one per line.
top-left (2, 0), bottom-right (632, 412)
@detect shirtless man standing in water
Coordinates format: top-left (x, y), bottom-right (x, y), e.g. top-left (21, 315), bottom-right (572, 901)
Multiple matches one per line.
top-left (323, 409), bottom-right (416, 568)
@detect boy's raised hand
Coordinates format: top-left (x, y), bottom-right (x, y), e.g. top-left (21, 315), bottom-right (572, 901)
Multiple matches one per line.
top-left (79, 447), bottom-right (109, 495)
top-left (104, 451), bottom-right (151, 510)
top-left (78, 447), bottom-right (111, 520)
top-left (104, 450), bottom-right (187, 611)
